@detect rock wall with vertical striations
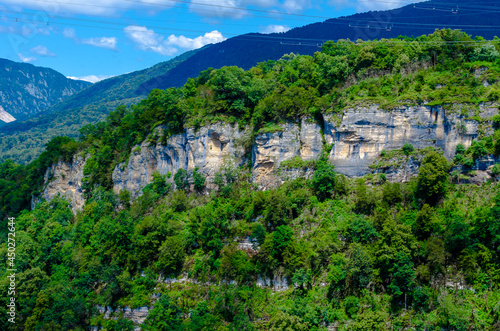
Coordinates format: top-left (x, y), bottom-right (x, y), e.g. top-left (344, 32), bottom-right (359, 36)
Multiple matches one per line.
top-left (37, 104), bottom-right (498, 212)
top-left (112, 123), bottom-right (250, 200)
top-left (35, 155), bottom-right (87, 213)
top-left (324, 104), bottom-right (495, 176)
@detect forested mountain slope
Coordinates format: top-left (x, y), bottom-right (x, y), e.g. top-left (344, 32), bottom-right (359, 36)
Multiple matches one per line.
top-left (0, 59), bottom-right (90, 124)
top-left (1, 30), bottom-right (500, 330)
top-left (2, 0), bottom-right (500, 165)
top-left (142, 0), bottom-right (500, 90)
top-left (0, 48), bottom-right (201, 164)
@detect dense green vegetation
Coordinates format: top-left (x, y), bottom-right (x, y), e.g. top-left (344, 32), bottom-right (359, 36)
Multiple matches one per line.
top-left (1, 155), bottom-right (500, 330)
top-left (31, 29), bottom-right (500, 199)
top-left (1, 29), bottom-right (500, 330)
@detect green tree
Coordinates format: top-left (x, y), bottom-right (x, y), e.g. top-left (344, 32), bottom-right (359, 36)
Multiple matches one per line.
top-left (142, 295), bottom-right (184, 331)
top-left (388, 252), bottom-right (415, 309)
top-left (192, 167), bottom-right (206, 193)
top-left (417, 151), bottom-right (450, 205)
top-left (143, 171), bottom-right (170, 196)
top-left (272, 225), bottom-right (294, 261)
top-left (174, 168), bottom-right (190, 191)
top-left (310, 156), bottom-right (337, 201)
top-left (414, 204), bottom-right (433, 240)
top-left (157, 236), bottom-right (185, 277)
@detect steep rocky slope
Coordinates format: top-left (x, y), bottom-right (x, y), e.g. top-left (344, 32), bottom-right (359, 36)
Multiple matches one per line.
top-left (37, 103), bottom-right (497, 211)
top-left (0, 59), bottom-right (90, 123)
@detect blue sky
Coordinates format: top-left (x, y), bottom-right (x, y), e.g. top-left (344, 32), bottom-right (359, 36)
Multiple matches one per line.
top-left (0, 0), bottom-right (419, 83)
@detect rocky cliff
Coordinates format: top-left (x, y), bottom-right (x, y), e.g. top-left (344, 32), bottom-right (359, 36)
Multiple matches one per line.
top-left (35, 155), bottom-right (86, 213)
top-left (0, 58), bottom-right (91, 123)
top-left (37, 104), bottom-right (498, 212)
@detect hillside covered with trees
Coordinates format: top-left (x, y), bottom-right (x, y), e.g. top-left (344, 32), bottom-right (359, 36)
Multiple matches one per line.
top-left (1, 29), bottom-right (500, 330)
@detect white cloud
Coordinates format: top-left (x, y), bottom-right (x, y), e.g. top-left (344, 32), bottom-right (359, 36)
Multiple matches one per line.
top-left (188, 0), bottom-right (284, 19)
top-left (63, 27), bottom-right (77, 40)
top-left (17, 53), bottom-right (36, 63)
top-left (0, 0), bottom-right (174, 16)
top-left (67, 74), bottom-right (113, 83)
top-left (125, 25), bottom-right (226, 56)
top-left (283, 0), bottom-right (311, 13)
top-left (62, 27), bottom-right (118, 51)
top-left (329, 0), bottom-right (426, 12)
top-left (189, 0), bottom-right (248, 19)
top-left (167, 30), bottom-right (226, 50)
top-left (124, 25), bottom-right (177, 55)
top-left (261, 24), bottom-right (291, 34)
top-left (82, 37), bottom-right (118, 51)
top-left (31, 45), bottom-right (56, 57)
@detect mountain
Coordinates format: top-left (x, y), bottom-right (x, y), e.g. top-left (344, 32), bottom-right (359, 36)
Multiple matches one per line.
top-left (0, 58), bottom-right (90, 124)
top-left (46, 47), bottom-right (204, 115)
top-left (2, 30), bottom-right (500, 330)
top-left (0, 48), bottom-right (202, 164)
top-left (3, 0), bottom-right (500, 164)
top-left (142, 0), bottom-right (500, 91)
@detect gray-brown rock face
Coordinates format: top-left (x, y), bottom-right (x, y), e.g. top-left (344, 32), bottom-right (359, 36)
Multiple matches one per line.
top-left (324, 104), bottom-right (495, 176)
top-left (36, 155), bottom-right (86, 213)
top-left (38, 104), bottom-right (498, 211)
top-left (112, 123), bottom-right (249, 199)
top-left (251, 119), bottom-right (322, 189)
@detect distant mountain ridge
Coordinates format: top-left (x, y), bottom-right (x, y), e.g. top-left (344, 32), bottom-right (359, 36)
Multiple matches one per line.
top-left (0, 48), bottom-right (202, 164)
top-left (0, 58), bottom-right (90, 124)
top-left (142, 0), bottom-right (500, 91)
top-left (2, 0), bottom-right (500, 164)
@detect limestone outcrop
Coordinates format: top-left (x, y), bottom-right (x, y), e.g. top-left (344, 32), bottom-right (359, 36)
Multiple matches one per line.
top-left (112, 123), bottom-right (249, 200)
top-left (37, 104), bottom-right (498, 212)
top-left (35, 155), bottom-right (86, 213)
top-left (324, 104), bottom-right (495, 176)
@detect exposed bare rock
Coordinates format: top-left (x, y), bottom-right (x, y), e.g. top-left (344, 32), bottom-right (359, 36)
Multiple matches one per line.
top-left (113, 123), bottom-right (249, 199)
top-left (38, 104), bottom-right (499, 210)
top-left (0, 105), bottom-right (15, 123)
top-left (251, 123), bottom-right (301, 190)
top-left (324, 104), bottom-right (494, 176)
top-left (36, 155), bottom-right (86, 213)
top-left (186, 123), bottom-right (249, 189)
top-left (300, 118), bottom-right (323, 161)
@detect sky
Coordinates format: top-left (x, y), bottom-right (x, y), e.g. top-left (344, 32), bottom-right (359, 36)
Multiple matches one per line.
top-left (0, 0), bottom-right (422, 83)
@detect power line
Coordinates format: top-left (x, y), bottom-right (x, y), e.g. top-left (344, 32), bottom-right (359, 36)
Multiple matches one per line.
top-left (4, 14), bottom-right (500, 47)
top-left (14, 0), bottom-right (500, 31)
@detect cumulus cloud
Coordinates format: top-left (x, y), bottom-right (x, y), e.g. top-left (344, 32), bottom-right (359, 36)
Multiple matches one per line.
top-left (283, 0), bottom-right (311, 13)
top-left (261, 24), bottom-right (291, 34)
top-left (62, 27), bottom-right (118, 51)
top-left (124, 25), bottom-right (177, 55)
top-left (17, 53), bottom-right (36, 63)
top-left (81, 37), bottom-right (118, 51)
top-left (31, 45), bottom-right (56, 57)
top-left (67, 74), bottom-right (113, 83)
top-left (0, 0), bottom-right (174, 16)
top-left (124, 25), bottom-right (226, 56)
top-left (329, 0), bottom-right (426, 12)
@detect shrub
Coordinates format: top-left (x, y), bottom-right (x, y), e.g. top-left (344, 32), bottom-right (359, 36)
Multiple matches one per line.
top-left (417, 151), bottom-right (450, 205)
top-left (174, 168), bottom-right (190, 191)
top-left (192, 167), bottom-right (206, 193)
top-left (310, 155), bottom-right (336, 201)
top-left (402, 143), bottom-right (414, 156)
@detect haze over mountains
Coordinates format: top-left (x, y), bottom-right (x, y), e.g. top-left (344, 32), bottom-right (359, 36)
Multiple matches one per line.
top-left (1, 0), bottom-right (500, 164)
